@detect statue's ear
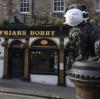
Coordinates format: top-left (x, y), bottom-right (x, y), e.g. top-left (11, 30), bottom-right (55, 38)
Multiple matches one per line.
top-left (64, 7), bottom-right (69, 18)
top-left (79, 5), bottom-right (87, 11)
top-left (65, 7), bottom-right (68, 13)
top-left (65, 5), bottom-right (75, 13)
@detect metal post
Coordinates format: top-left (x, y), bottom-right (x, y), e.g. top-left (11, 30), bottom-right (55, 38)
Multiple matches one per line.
top-left (58, 38), bottom-right (66, 86)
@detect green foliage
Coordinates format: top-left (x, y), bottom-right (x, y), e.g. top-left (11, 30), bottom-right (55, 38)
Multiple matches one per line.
top-left (0, 19), bottom-right (9, 25)
top-left (1, 41), bottom-right (8, 47)
top-left (26, 17), bottom-right (64, 26)
top-left (21, 41), bottom-right (29, 48)
top-left (26, 19), bottom-right (36, 26)
top-left (0, 17), bottom-right (64, 26)
top-left (53, 18), bottom-right (65, 25)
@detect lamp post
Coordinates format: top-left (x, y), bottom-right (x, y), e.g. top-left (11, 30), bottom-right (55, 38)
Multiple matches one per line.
top-left (23, 14), bottom-right (26, 24)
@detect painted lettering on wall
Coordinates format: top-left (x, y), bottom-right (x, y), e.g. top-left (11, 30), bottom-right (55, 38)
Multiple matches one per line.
top-left (30, 31), bottom-right (55, 36)
top-left (0, 30), bottom-right (55, 36)
top-left (0, 30), bottom-right (27, 36)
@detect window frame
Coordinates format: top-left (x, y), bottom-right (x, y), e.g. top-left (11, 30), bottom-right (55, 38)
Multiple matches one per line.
top-left (96, 0), bottom-right (100, 12)
top-left (19, 0), bottom-right (30, 14)
top-left (30, 48), bottom-right (58, 75)
top-left (53, 0), bottom-right (65, 13)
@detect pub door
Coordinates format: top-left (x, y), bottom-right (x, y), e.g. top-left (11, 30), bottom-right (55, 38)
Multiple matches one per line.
top-left (8, 41), bottom-right (24, 79)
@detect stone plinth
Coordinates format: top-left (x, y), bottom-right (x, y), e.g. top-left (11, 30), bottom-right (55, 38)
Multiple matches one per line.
top-left (68, 61), bottom-right (100, 99)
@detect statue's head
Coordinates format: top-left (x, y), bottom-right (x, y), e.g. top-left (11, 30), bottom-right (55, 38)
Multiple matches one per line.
top-left (64, 4), bottom-right (89, 26)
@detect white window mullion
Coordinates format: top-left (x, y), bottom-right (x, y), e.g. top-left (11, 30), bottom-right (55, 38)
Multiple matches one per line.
top-left (20, 0), bottom-right (30, 13)
top-left (53, 0), bottom-right (64, 13)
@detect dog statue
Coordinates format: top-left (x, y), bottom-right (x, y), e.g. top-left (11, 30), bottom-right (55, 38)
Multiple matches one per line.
top-left (64, 4), bottom-right (100, 61)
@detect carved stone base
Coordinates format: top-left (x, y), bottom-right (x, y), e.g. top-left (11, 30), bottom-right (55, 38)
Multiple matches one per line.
top-left (58, 70), bottom-right (66, 86)
top-left (68, 61), bottom-right (100, 99)
top-left (3, 75), bottom-right (10, 79)
top-left (57, 83), bottom-right (66, 86)
top-left (22, 77), bottom-right (30, 82)
top-left (75, 84), bottom-right (100, 99)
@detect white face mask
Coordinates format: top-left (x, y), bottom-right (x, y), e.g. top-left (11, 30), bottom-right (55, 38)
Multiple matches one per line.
top-left (64, 9), bottom-right (85, 26)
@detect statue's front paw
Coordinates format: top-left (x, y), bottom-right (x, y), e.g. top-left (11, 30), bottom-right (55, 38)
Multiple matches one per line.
top-left (89, 56), bottom-right (99, 62)
top-left (75, 55), bottom-right (83, 61)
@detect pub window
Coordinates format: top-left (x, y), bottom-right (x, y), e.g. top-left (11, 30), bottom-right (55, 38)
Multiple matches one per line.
top-left (20, 0), bottom-right (30, 13)
top-left (96, 0), bottom-right (100, 11)
top-left (30, 39), bottom-right (58, 75)
top-left (53, 0), bottom-right (64, 12)
top-left (30, 50), bottom-right (58, 75)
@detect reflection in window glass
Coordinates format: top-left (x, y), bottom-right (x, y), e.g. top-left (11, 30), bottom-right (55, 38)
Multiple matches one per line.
top-left (96, 0), bottom-right (100, 10)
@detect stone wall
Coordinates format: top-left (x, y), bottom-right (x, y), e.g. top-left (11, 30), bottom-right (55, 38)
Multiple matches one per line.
top-left (0, 0), bottom-right (99, 25)
top-left (34, 0), bottom-right (52, 18)
top-left (0, 0), bottom-right (9, 19)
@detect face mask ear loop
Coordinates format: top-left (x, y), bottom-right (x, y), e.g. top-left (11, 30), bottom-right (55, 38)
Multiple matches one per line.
top-left (82, 11), bottom-right (89, 22)
top-left (64, 14), bottom-right (66, 18)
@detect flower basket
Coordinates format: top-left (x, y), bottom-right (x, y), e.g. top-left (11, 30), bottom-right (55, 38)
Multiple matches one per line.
top-left (21, 41), bottom-right (29, 48)
top-left (1, 41), bottom-right (8, 47)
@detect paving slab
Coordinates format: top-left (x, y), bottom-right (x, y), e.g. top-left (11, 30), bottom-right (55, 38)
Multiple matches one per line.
top-left (0, 79), bottom-right (75, 99)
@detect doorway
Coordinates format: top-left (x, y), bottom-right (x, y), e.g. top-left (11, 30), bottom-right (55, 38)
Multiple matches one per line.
top-left (8, 40), bottom-right (24, 78)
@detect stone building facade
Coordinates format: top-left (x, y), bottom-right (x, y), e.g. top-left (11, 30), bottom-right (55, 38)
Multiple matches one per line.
top-left (0, 0), bottom-right (99, 87)
top-left (0, 0), bottom-right (99, 25)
